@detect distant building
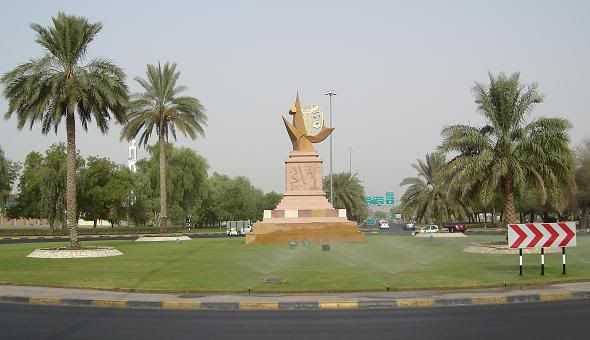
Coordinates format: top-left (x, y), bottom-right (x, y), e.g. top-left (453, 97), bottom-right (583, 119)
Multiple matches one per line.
top-left (128, 139), bottom-right (137, 173)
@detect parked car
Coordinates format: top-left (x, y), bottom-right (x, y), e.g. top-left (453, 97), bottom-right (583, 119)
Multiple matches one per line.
top-left (226, 227), bottom-right (239, 237)
top-left (240, 224), bottom-right (253, 235)
top-left (420, 225), bottom-right (439, 233)
top-left (444, 222), bottom-right (466, 233)
top-left (403, 223), bottom-right (416, 231)
top-left (379, 220), bottom-right (390, 230)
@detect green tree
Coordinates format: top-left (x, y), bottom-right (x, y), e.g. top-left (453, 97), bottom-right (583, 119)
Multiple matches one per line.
top-left (197, 173), bottom-right (269, 226)
top-left (323, 172), bottom-right (368, 223)
top-left (399, 152), bottom-right (460, 224)
top-left (440, 72), bottom-right (574, 226)
top-left (39, 144), bottom-right (69, 229)
top-left (2, 13), bottom-right (128, 248)
top-left (576, 139), bottom-right (590, 227)
top-left (79, 157), bottom-right (134, 227)
top-left (136, 144), bottom-right (209, 226)
top-left (259, 191), bottom-right (282, 212)
top-left (120, 62), bottom-right (207, 231)
top-left (0, 146), bottom-right (20, 215)
top-left (373, 211), bottom-right (387, 220)
top-left (11, 151), bottom-right (44, 219)
top-left (128, 169), bottom-right (156, 226)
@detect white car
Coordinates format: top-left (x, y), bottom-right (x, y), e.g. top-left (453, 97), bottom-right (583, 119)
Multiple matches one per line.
top-left (226, 227), bottom-right (239, 237)
top-left (240, 225), bottom-right (253, 235)
top-left (379, 220), bottom-right (390, 229)
top-left (420, 225), bottom-right (439, 233)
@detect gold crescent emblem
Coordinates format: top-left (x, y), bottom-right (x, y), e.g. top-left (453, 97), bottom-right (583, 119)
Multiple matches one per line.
top-left (282, 93), bottom-right (334, 152)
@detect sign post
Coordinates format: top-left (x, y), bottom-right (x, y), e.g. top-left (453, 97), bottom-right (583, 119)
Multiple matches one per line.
top-left (508, 222), bottom-right (576, 276)
top-left (541, 248), bottom-right (545, 275)
top-left (562, 247), bottom-right (566, 275)
top-left (519, 249), bottom-right (523, 276)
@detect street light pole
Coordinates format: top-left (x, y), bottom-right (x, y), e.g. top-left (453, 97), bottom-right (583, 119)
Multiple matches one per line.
top-left (347, 146), bottom-right (353, 174)
top-left (325, 90), bottom-right (337, 204)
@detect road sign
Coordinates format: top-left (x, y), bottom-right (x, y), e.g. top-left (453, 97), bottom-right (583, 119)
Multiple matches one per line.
top-left (508, 222), bottom-right (576, 249)
top-left (366, 219), bottom-right (376, 226)
top-left (366, 195), bottom-right (393, 205)
top-left (385, 192), bottom-right (394, 205)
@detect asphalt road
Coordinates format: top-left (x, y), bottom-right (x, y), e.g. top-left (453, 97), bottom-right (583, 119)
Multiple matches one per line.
top-left (1, 300), bottom-right (588, 339)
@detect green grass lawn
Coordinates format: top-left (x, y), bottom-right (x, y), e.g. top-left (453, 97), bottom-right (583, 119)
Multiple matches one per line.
top-left (0, 235), bottom-right (588, 293)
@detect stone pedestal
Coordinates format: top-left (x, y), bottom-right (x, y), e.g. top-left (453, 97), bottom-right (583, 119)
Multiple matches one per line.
top-left (246, 151), bottom-right (365, 244)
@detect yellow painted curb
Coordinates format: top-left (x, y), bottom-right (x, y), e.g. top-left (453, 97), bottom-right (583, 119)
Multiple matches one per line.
top-left (239, 302), bottom-right (279, 310)
top-left (471, 296), bottom-right (508, 305)
top-left (29, 297), bottom-right (61, 305)
top-left (92, 300), bottom-right (127, 308)
top-left (162, 301), bottom-right (201, 309)
top-left (319, 301), bottom-right (359, 310)
top-left (396, 298), bottom-right (435, 308)
top-left (540, 292), bottom-right (572, 301)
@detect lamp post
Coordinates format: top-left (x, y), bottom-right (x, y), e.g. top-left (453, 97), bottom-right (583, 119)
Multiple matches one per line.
top-left (347, 146), bottom-right (353, 174)
top-left (325, 90), bottom-right (337, 204)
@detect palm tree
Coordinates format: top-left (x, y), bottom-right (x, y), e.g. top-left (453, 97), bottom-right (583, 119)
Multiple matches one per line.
top-left (399, 152), bottom-right (462, 224)
top-left (323, 172), bottom-right (367, 222)
top-left (120, 62), bottom-right (206, 231)
top-left (440, 72), bottom-right (574, 226)
top-left (1, 13), bottom-right (128, 248)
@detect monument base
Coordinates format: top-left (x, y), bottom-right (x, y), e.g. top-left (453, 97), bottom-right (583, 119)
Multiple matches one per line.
top-left (245, 221), bottom-right (365, 244)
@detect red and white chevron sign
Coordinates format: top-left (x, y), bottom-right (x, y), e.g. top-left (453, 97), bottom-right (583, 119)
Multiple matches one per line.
top-left (508, 222), bottom-right (576, 249)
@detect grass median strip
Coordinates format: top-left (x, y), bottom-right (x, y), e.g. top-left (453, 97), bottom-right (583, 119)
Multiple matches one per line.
top-left (2, 236), bottom-right (590, 293)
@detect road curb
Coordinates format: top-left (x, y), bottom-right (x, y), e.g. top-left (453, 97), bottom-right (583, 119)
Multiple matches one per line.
top-left (1, 291), bottom-right (589, 311)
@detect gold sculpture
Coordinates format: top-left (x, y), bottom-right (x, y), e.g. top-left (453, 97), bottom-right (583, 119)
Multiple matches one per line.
top-left (282, 93), bottom-right (334, 151)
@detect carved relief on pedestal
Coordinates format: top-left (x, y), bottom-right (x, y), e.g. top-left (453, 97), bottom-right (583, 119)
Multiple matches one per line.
top-left (286, 162), bottom-right (322, 191)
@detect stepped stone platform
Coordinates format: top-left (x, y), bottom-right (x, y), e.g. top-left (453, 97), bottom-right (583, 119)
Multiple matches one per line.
top-left (246, 151), bottom-right (365, 244)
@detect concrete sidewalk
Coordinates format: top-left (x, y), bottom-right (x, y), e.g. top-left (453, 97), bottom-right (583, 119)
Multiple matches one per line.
top-left (1, 282), bottom-right (589, 310)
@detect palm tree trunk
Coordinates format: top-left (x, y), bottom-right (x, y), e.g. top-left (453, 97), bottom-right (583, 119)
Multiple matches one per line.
top-left (159, 122), bottom-right (168, 232)
top-left (66, 110), bottom-right (80, 248)
top-left (504, 175), bottom-right (516, 225)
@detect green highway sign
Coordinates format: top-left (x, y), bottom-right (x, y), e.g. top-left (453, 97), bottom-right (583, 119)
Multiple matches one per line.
top-left (366, 219), bottom-right (376, 225)
top-left (365, 193), bottom-right (394, 205)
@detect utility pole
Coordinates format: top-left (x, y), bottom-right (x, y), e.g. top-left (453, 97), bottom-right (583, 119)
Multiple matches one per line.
top-left (325, 90), bottom-right (337, 204)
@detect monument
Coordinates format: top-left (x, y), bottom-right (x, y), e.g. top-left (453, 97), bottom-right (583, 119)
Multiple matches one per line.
top-left (245, 93), bottom-right (365, 244)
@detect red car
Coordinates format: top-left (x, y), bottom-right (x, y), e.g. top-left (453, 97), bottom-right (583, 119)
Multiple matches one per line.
top-left (444, 222), bottom-right (467, 233)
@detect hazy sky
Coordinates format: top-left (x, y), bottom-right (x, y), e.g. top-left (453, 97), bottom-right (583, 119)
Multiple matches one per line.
top-left (1, 0), bottom-right (589, 198)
